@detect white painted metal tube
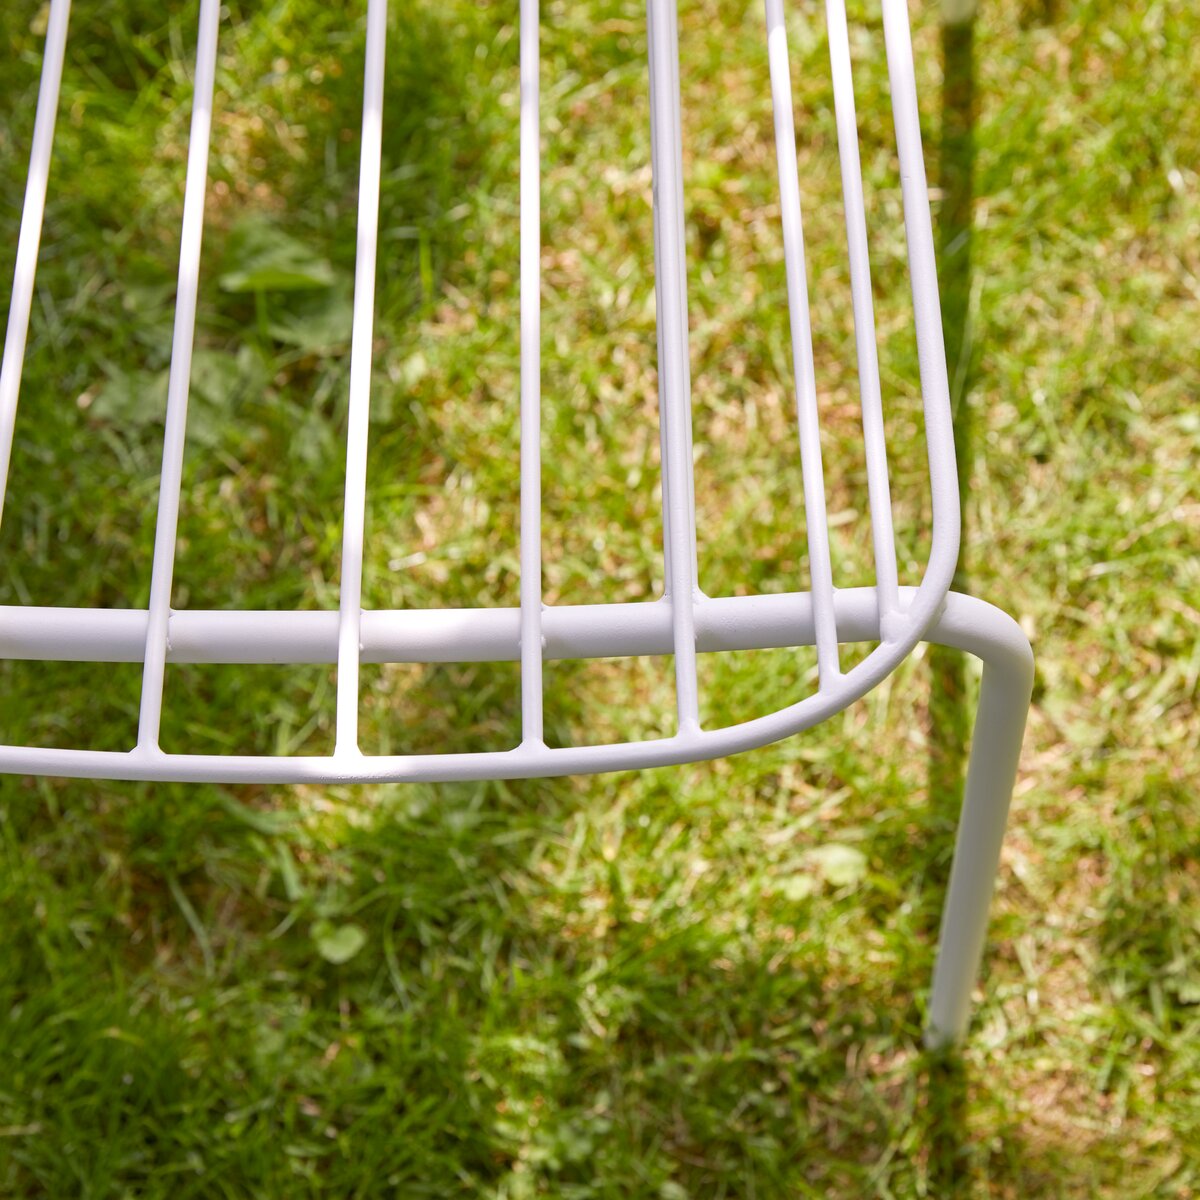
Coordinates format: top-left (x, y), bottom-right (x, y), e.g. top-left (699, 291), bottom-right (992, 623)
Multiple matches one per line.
top-left (334, 0), bottom-right (388, 755)
top-left (880, 0), bottom-right (960, 596)
top-left (647, 0), bottom-right (701, 733)
top-left (518, 0), bottom-right (545, 747)
top-left (764, 0), bottom-right (840, 684)
top-left (0, 592), bottom-right (1026, 790)
top-left (0, 587), bottom-right (960, 667)
top-left (646, 24), bottom-right (674, 594)
top-left (664, 0), bottom-right (699, 587)
top-left (0, 0), bottom-right (72, 526)
top-left (136, 0), bottom-right (220, 751)
top-left (825, 0), bottom-right (901, 640)
top-left (925, 598), bottom-right (1034, 1048)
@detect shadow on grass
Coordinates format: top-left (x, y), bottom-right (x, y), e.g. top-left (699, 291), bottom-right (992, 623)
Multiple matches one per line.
top-left (0, 1), bottom-right (1111, 1194)
top-left (922, 1051), bottom-right (972, 1197)
top-left (923, 14), bottom-right (978, 1196)
top-left (0, 0), bottom-right (505, 615)
top-left (0, 667), bottom-right (1106, 1196)
top-left (926, 5), bottom-right (977, 859)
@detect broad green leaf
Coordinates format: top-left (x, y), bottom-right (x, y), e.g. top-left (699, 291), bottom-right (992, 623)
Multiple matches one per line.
top-left (89, 365), bottom-right (169, 426)
top-left (777, 874), bottom-right (816, 902)
top-left (266, 287), bottom-right (353, 352)
top-left (219, 218), bottom-right (337, 294)
top-left (1177, 978), bottom-right (1200, 1006)
top-left (313, 921), bottom-right (366, 964)
top-left (186, 347), bottom-right (268, 448)
top-left (806, 844), bottom-right (868, 889)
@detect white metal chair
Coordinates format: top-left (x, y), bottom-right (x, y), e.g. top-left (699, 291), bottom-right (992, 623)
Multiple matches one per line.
top-left (0, 0), bottom-right (1032, 1048)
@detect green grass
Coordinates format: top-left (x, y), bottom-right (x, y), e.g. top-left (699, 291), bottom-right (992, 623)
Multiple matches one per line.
top-left (1, 0), bottom-right (1198, 1194)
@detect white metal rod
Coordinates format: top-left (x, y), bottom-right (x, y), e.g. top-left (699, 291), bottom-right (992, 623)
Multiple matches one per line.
top-left (664, 0), bottom-right (700, 587)
top-left (646, 2), bottom-right (702, 598)
top-left (927, 611), bottom-right (1033, 1046)
top-left (646, 11), bottom-right (673, 594)
top-left (764, 0), bottom-right (841, 683)
top-left (518, 0), bottom-right (545, 747)
top-left (334, 0), bottom-right (388, 756)
top-left (646, 0), bottom-right (701, 735)
top-left (0, 585), bottom-right (981, 667)
top-left (0, 593), bottom-right (1027, 790)
top-left (0, 0), bottom-right (72, 528)
top-left (135, 0), bottom-right (220, 751)
top-left (880, 0), bottom-right (960, 588)
top-left (825, 0), bottom-right (900, 639)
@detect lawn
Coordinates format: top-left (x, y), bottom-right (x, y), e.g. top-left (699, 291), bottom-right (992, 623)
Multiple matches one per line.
top-left (0, 0), bottom-right (1197, 1195)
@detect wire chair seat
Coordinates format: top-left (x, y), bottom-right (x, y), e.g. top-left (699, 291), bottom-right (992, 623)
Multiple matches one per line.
top-left (1, 0), bottom-right (1033, 1045)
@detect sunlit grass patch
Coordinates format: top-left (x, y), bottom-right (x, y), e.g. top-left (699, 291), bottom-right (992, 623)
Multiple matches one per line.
top-left (1, 0), bottom-right (1198, 1194)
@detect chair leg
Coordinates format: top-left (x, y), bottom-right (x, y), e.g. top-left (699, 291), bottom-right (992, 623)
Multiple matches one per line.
top-left (922, 592), bottom-right (1035, 1050)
